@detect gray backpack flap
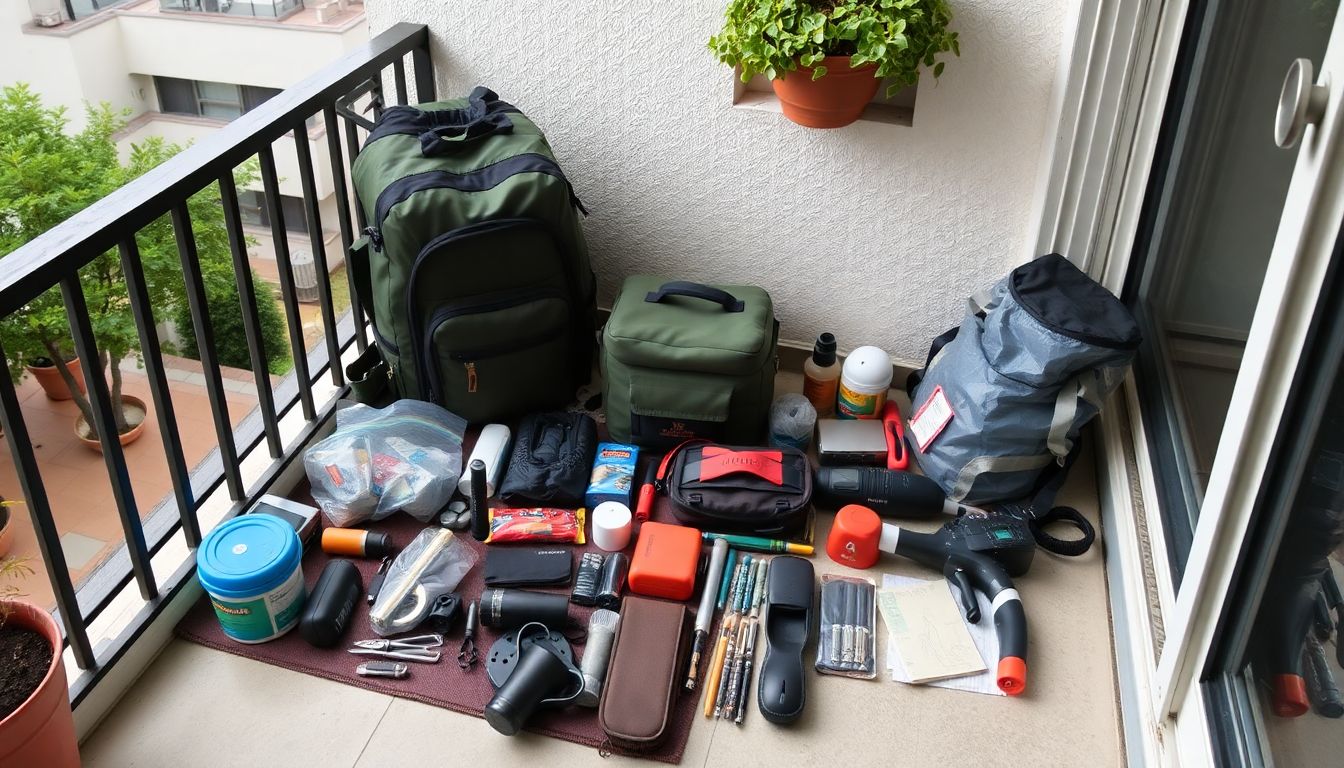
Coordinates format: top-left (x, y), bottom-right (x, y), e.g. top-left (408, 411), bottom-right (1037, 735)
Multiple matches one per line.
top-left (908, 254), bottom-right (1141, 507)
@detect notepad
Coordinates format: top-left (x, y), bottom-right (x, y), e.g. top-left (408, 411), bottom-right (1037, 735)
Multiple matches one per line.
top-left (876, 579), bottom-right (987, 684)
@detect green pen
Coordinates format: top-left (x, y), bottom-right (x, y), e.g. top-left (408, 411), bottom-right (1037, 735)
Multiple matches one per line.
top-left (702, 532), bottom-right (813, 556)
top-left (716, 549), bottom-right (738, 610)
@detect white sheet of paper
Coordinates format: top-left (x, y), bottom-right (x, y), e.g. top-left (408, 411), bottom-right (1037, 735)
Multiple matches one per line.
top-left (881, 573), bottom-right (1006, 697)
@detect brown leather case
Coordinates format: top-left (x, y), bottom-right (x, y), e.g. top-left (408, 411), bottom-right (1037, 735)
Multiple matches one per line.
top-left (598, 595), bottom-right (691, 750)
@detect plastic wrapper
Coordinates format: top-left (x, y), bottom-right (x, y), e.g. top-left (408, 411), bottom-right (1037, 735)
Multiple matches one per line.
top-left (486, 507), bottom-right (587, 544)
top-left (815, 574), bottom-right (877, 679)
top-left (304, 400), bottom-right (466, 527)
top-left (369, 528), bottom-right (477, 636)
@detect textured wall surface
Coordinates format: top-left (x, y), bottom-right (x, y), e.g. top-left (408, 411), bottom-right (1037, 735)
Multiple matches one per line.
top-left (365, 1), bottom-right (1069, 365)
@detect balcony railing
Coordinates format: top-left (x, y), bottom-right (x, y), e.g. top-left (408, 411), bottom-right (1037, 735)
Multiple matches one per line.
top-left (0, 22), bottom-right (433, 705)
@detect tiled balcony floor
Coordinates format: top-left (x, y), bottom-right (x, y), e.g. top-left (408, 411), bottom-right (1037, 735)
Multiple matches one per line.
top-left (0, 360), bottom-right (261, 609)
top-left (79, 374), bottom-right (1124, 767)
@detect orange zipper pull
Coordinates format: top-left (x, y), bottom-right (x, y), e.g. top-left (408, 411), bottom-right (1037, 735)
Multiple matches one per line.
top-left (465, 362), bottom-right (477, 393)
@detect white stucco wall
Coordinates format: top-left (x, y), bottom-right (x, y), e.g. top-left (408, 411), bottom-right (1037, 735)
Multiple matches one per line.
top-left (365, 1), bottom-right (1069, 364)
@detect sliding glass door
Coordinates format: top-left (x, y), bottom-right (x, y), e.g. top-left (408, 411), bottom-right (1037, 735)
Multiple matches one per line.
top-left (1124, 0), bottom-right (1344, 762)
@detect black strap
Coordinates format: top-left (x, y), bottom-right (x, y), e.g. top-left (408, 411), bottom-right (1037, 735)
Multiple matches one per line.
top-left (996, 446), bottom-right (1096, 556)
top-left (349, 236), bottom-right (374, 324)
top-left (644, 281), bottom-right (744, 312)
top-left (906, 325), bottom-right (959, 395)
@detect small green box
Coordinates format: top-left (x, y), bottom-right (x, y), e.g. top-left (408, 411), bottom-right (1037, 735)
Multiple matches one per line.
top-left (601, 277), bottom-right (778, 448)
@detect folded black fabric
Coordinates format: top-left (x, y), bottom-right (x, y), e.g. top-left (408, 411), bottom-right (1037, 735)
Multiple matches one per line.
top-left (483, 547), bottom-right (573, 587)
top-left (498, 411), bottom-right (597, 507)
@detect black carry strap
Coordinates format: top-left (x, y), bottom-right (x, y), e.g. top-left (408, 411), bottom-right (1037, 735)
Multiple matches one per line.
top-left (644, 281), bottom-right (744, 312)
top-left (417, 86), bottom-right (515, 156)
top-left (996, 447), bottom-right (1095, 556)
top-left (345, 344), bottom-right (393, 406)
top-left (349, 236), bottom-right (374, 324)
top-left (906, 325), bottom-right (959, 395)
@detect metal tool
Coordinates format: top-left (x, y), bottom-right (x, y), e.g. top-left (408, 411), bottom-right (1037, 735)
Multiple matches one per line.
top-left (459, 600), bottom-right (480, 669)
top-left (349, 633), bottom-right (444, 663)
top-left (356, 660), bottom-right (409, 679)
top-left (367, 556), bottom-right (391, 606)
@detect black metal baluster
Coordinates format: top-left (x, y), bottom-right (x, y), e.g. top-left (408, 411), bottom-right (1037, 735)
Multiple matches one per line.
top-left (118, 238), bottom-right (200, 547)
top-left (258, 146), bottom-right (317, 421)
top-left (323, 104), bottom-right (367, 352)
top-left (292, 125), bottom-right (344, 386)
top-left (343, 117), bottom-right (369, 233)
top-left (61, 277), bottom-right (157, 600)
top-left (217, 172), bottom-right (284, 458)
top-left (412, 44), bottom-right (437, 102)
top-left (0, 339), bottom-right (97, 668)
top-left (392, 58), bottom-right (409, 106)
top-left (171, 203), bottom-right (245, 501)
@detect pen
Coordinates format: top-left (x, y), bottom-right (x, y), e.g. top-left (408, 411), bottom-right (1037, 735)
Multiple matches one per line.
top-left (723, 619), bottom-right (749, 719)
top-left (734, 619), bottom-right (759, 724)
top-left (714, 614), bottom-right (740, 718)
top-left (716, 550), bottom-right (738, 611)
top-left (751, 559), bottom-right (768, 617)
top-left (703, 563), bottom-right (743, 717)
top-left (702, 532), bottom-right (813, 556)
top-left (686, 538), bottom-right (730, 691)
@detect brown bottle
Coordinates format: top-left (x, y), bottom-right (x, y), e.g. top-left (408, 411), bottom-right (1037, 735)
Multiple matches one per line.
top-left (803, 333), bottom-right (841, 417)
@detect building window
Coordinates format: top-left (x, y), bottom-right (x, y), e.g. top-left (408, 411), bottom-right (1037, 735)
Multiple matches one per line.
top-left (64, 0), bottom-right (136, 21)
top-left (237, 190), bottom-right (309, 235)
top-left (155, 77), bottom-right (281, 120)
top-left (157, 0), bottom-right (304, 19)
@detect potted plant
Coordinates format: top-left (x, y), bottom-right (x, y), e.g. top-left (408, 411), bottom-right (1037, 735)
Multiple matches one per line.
top-left (0, 557), bottom-right (81, 768)
top-left (23, 353), bottom-right (85, 402)
top-left (709, 0), bottom-right (959, 128)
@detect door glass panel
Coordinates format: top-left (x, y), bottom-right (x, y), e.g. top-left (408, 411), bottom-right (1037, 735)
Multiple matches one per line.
top-left (1126, 0), bottom-right (1339, 579)
top-left (1245, 319), bottom-right (1344, 766)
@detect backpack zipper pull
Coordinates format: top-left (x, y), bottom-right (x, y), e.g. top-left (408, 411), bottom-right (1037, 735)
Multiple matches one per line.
top-left (465, 362), bottom-right (477, 393)
top-left (365, 226), bottom-right (384, 250)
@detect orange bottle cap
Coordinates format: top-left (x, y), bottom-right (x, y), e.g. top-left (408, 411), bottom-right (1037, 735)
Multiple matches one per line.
top-left (826, 505), bottom-right (882, 569)
top-left (1272, 674), bottom-right (1309, 717)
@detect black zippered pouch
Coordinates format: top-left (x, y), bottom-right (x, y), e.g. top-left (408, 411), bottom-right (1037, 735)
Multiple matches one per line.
top-left (661, 443), bottom-right (812, 536)
top-left (483, 547), bottom-right (573, 587)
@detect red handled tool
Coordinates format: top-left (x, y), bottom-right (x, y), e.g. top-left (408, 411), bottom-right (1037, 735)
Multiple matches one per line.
top-left (882, 400), bottom-right (909, 471)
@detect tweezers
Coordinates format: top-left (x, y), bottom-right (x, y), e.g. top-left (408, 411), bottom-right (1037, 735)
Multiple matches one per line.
top-left (349, 633), bottom-right (443, 662)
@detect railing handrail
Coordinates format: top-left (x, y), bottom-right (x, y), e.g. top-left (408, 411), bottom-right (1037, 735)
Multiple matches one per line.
top-left (0, 21), bottom-right (429, 317)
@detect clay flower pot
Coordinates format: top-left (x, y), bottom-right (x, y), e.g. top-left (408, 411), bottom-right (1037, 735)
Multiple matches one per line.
top-left (26, 358), bottom-right (85, 402)
top-left (0, 601), bottom-right (81, 768)
top-left (75, 394), bottom-right (148, 452)
top-left (771, 56), bottom-right (880, 128)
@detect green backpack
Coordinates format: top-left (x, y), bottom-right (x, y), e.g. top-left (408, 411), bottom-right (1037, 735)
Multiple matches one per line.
top-left (348, 87), bottom-right (596, 423)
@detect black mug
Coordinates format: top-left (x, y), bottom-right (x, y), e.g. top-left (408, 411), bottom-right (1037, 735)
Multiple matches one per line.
top-left (484, 633), bottom-right (582, 735)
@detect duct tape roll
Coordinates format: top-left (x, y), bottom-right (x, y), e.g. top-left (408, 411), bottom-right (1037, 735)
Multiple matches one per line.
top-left (576, 609), bottom-right (621, 707)
top-left (591, 501), bottom-right (633, 552)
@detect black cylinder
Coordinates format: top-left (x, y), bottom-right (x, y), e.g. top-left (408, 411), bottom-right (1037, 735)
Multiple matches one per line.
top-left (479, 588), bottom-right (571, 630)
top-left (470, 459), bottom-right (489, 541)
top-left (484, 641), bottom-right (576, 735)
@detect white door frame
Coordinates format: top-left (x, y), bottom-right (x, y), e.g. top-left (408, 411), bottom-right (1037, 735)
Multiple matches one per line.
top-left (1038, 0), bottom-right (1344, 763)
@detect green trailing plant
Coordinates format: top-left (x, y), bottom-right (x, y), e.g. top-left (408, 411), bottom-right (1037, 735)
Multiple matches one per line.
top-left (173, 265), bottom-right (292, 376)
top-left (709, 0), bottom-right (959, 96)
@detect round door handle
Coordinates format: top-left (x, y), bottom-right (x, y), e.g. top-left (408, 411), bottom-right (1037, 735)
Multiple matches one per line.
top-left (1276, 58), bottom-right (1330, 149)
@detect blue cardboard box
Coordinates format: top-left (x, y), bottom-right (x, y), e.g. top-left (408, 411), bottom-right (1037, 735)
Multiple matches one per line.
top-left (585, 442), bottom-right (639, 509)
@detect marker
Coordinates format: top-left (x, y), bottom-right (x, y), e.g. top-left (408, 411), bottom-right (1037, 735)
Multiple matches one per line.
top-left (702, 532), bottom-right (814, 556)
top-left (716, 550), bottom-right (738, 610)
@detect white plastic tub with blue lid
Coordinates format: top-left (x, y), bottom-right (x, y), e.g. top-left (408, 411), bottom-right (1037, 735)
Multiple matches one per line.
top-left (197, 514), bottom-right (306, 644)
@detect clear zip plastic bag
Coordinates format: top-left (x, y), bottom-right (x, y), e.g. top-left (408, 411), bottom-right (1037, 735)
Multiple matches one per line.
top-left (304, 400), bottom-right (467, 527)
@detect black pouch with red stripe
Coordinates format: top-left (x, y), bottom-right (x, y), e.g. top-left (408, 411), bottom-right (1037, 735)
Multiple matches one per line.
top-left (661, 443), bottom-right (812, 536)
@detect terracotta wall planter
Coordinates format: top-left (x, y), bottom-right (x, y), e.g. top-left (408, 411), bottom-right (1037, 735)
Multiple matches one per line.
top-left (75, 395), bottom-right (148, 452)
top-left (0, 601), bottom-right (81, 768)
top-left (771, 56), bottom-right (880, 128)
top-left (26, 358), bottom-right (85, 402)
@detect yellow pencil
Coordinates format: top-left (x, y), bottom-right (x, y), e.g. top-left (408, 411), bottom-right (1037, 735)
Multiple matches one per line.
top-left (703, 613), bottom-right (737, 717)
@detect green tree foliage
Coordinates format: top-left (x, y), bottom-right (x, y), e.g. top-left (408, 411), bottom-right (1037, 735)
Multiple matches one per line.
top-left (174, 266), bottom-right (292, 376)
top-left (709, 0), bottom-right (959, 95)
top-left (0, 83), bottom-right (285, 436)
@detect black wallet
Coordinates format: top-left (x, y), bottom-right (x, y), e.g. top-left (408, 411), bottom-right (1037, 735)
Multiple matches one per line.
top-left (483, 547), bottom-right (573, 588)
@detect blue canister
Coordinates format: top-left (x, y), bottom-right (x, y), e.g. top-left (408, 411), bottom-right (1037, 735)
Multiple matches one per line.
top-left (197, 515), bottom-right (306, 644)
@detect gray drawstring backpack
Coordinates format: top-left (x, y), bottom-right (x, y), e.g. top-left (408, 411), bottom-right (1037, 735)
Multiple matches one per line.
top-left (907, 254), bottom-right (1140, 538)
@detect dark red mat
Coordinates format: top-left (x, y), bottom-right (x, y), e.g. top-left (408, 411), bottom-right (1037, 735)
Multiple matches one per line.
top-left (176, 485), bottom-right (702, 763)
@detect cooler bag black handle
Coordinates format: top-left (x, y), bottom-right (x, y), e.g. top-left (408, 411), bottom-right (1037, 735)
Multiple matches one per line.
top-left (419, 86), bottom-right (513, 156)
top-left (644, 281), bottom-right (744, 313)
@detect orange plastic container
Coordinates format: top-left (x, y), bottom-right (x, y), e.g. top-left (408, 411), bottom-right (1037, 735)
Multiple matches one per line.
top-left (628, 522), bottom-right (702, 601)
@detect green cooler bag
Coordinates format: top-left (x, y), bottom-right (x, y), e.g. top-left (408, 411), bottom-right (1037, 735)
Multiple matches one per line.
top-left (602, 277), bottom-right (778, 448)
